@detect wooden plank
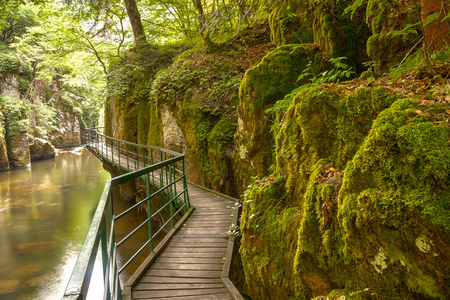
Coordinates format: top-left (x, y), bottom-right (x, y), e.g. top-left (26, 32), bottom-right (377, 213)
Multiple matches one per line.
top-left (166, 243), bottom-right (228, 249)
top-left (163, 247), bottom-right (226, 253)
top-left (132, 288), bottom-right (229, 299)
top-left (133, 283), bottom-right (224, 290)
top-left (170, 237), bottom-right (228, 243)
top-left (179, 224), bottom-right (229, 229)
top-left (159, 252), bottom-right (225, 258)
top-left (186, 217), bottom-right (233, 222)
top-left (190, 209), bottom-right (232, 213)
top-left (151, 263), bottom-right (223, 271)
top-left (144, 269), bottom-right (222, 278)
top-left (137, 276), bottom-right (221, 284)
top-left (148, 294), bottom-right (231, 300)
top-left (174, 234), bottom-right (228, 239)
top-left (155, 257), bottom-right (224, 264)
top-left (178, 229), bottom-right (229, 235)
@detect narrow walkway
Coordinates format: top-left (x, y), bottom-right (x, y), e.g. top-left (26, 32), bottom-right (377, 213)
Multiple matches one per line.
top-left (86, 138), bottom-right (242, 299)
top-left (128, 184), bottom-right (237, 300)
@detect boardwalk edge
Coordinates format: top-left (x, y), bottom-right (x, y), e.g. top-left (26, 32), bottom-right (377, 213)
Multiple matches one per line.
top-left (122, 206), bottom-right (195, 300)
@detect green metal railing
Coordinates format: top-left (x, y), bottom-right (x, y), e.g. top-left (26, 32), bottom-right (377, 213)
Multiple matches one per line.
top-left (62, 127), bottom-right (190, 300)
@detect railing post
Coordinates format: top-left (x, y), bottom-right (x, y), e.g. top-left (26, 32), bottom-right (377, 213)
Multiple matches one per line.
top-left (126, 144), bottom-right (129, 170)
top-left (101, 227), bottom-right (109, 299)
top-left (145, 175), bottom-right (153, 252)
top-left (182, 159), bottom-right (190, 212)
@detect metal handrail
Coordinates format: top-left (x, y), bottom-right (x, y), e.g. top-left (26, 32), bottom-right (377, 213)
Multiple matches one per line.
top-left (62, 128), bottom-right (190, 300)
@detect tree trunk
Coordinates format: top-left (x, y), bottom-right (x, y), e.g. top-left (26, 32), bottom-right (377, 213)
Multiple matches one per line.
top-left (123, 0), bottom-right (148, 47)
top-left (192, 0), bottom-right (217, 51)
top-left (421, 0), bottom-right (450, 53)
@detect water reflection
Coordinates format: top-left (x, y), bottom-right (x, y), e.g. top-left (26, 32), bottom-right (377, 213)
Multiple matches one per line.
top-left (0, 149), bottom-right (110, 299)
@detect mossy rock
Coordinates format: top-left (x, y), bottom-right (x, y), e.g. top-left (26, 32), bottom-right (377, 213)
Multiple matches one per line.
top-left (105, 45), bottom-right (185, 143)
top-left (0, 123), bottom-right (9, 171)
top-left (274, 85), bottom-right (398, 204)
top-left (269, 5), bottom-right (314, 47)
top-left (241, 94), bottom-right (450, 299)
top-left (234, 44), bottom-right (325, 194)
top-left (146, 100), bottom-right (162, 147)
top-left (366, 0), bottom-right (421, 73)
top-left (239, 175), bottom-right (302, 299)
top-left (337, 98), bottom-right (450, 298)
top-left (152, 48), bottom-right (243, 195)
top-left (310, 0), bottom-right (370, 71)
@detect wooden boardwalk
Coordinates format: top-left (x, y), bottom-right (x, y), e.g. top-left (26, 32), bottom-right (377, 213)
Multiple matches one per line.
top-left (124, 184), bottom-right (239, 300)
top-left (87, 140), bottom-right (242, 299)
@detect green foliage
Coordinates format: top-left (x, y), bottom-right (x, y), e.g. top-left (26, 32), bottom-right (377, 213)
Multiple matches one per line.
top-left (344, 0), bottom-right (367, 17)
top-left (0, 95), bottom-right (29, 137)
top-left (266, 56), bottom-right (355, 132)
top-left (34, 101), bottom-right (59, 134)
top-left (0, 42), bottom-right (21, 74)
top-left (61, 96), bottom-right (74, 109)
top-left (141, 0), bottom-right (197, 41)
top-left (299, 57), bottom-right (355, 85)
top-left (0, 5), bottom-right (39, 44)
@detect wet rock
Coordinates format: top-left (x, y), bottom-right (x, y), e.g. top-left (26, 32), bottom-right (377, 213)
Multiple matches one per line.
top-left (17, 241), bottom-right (58, 255)
top-left (0, 279), bottom-right (20, 295)
top-left (8, 132), bottom-right (30, 168)
top-left (0, 74), bottom-right (20, 99)
top-left (29, 137), bottom-right (56, 161)
top-left (0, 126), bottom-right (9, 171)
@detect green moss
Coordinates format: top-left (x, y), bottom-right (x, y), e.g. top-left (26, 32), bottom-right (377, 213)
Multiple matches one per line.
top-left (274, 86), bottom-right (398, 204)
top-left (146, 101), bottom-right (162, 147)
top-left (239, 85), bottom-right (450, 299)
top-left (240, 175), bottom-right (302, 299)
top-left (311, 0), bottom-right (369, 71)
top-left (337, 98), bottom-right (450, 298)
top-left (207, 116), bottom-right (237, 190)
top-left (152, 48), bottom-right (243, 195)
top-left (234, 44), bottom-right (326, 194)
top-left (0, 43), bottom-right (21, 74)
top-left (240, 44), bottom-right (323, 112)
top-left (0, 95), bottom-right (29, 138)
top-left (105, 45), bottom-right (185, 143)
top-left (365, 0), bottom-right (422, 73)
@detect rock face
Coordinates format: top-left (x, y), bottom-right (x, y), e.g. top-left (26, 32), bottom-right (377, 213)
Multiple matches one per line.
top-left (29, 137), bottom-right (55, 161)
top-left (366, 0), bottom-right (422, 73)
top-left (0, 75), bottom-right (82, 171)
top-left (101, 3), bottom-right (450, 298)
top-left (7, 132), bottom-right (30, 168)
top-left (0, 122), bottom-right (9, 171)
top-left (0, 74), bottom-right (20, 99)
top-left (0, 95), bottom-right (30, 169)
top-left (234, 44), bottom-right (325, 194)
top-left (49, 80), bottom-right (81, 147)
top-left (239, 89), bottom-right (450, 299)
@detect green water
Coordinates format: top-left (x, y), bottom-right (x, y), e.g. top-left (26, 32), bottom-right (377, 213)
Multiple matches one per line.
top-left (0, 148), bottom-right (110, 299)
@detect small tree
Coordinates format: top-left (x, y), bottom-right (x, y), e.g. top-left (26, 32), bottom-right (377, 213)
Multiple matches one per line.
top-left (192, 0), bottom-right (217, 51)
top-left (123, 0), bottom-right (149, 47)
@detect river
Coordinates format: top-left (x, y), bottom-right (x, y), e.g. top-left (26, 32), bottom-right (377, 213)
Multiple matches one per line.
top-left (0, 148), bottom-right (110, 299)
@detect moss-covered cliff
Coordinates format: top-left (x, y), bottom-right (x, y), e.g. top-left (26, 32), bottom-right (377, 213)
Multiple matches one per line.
top-left (239, 85), bottom-right (450, 299)
top-left (102, 0), bottom-right (450, 298)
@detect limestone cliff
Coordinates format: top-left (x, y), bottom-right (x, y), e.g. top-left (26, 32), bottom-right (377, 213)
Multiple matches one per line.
top-left (0, 45), bottom-right (89, 170)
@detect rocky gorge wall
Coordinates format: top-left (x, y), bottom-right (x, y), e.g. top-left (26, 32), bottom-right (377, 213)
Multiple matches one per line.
top-left (0, 68), bottom-right (83, 171)
top-left (103, 0), bottom-right (450, 298)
